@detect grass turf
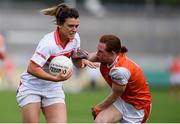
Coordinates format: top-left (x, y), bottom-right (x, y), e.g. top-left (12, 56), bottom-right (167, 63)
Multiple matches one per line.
top-left (0, 88), bottom-right (180, 123)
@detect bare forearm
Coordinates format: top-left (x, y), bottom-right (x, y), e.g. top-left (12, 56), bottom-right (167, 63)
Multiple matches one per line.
top-left (88, 52), bottom-right (99, 62)
top-left (27, 61), bottom-right (58, 82)
top-left (28, 66), bottom-right (57, 82)
top-left (96, 84), bottom-right (125, 110)
top-left (28, 70), bottom-right (56, 81)
top-left (97, 92), bottom-right (119, 110)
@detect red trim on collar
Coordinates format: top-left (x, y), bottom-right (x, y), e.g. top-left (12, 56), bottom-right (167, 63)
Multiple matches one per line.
top-left (54, 27), bottom-right (71, 49)
top-left (54, 27), bottom-right (61, 45)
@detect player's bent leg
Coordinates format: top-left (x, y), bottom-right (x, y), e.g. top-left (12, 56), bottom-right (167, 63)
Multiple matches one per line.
top-left (95, 104), bottom-right (122, 123)
top-left (21, 102), bottom-right (41, 123)
top-left (43, 103), bottom-right (67, 123)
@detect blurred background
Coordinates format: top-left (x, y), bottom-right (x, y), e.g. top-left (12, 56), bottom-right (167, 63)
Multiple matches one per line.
top-left (0, 0), bottom-right (180, 123)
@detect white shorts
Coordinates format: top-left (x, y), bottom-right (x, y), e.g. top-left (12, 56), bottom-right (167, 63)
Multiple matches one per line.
top-left (113, 98), bottom-right (144, 123)
top-left (16, 84), bottom-right (65, 107)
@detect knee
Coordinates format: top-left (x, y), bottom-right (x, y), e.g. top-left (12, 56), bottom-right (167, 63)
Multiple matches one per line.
top-left (95, 115), bottom-right (107, 123)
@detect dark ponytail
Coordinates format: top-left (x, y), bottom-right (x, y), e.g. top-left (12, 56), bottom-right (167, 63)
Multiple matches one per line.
top-left (40, 3), bottom-right (79, 25)
top-left (121, 46), bottom-right (128, 53)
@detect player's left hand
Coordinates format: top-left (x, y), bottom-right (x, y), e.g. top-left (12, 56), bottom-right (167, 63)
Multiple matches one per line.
top-left (81, 59), bottom-right (99, 68)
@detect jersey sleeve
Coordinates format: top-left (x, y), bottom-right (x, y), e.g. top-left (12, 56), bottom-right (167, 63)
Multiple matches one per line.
top-left (31, 36), bottom-right (51, 67)
top-left (109, 67), bottom-right (131, 85)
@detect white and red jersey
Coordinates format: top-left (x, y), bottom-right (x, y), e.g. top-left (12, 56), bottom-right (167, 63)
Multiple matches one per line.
top-left (100, 53), bottom-right (151, 110)
top-left (20, 27), bottom-right (80, 91)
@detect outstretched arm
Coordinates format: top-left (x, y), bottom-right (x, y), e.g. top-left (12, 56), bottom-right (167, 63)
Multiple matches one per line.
top-left (91, 83), bottom-right (125, 119)
top-left (95, 83), bottom-right (126, 110)
top-left (88, 52), bottom-right (99, 62)
top-left (71, 49), bottom-right (99, 68)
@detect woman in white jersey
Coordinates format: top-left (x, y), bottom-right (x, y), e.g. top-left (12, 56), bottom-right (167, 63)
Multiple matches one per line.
top-left (16, 3), bottom-right (96, 123)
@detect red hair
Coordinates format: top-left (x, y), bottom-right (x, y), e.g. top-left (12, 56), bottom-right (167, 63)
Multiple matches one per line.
top-left (99, 34), bottom-right (128, 53)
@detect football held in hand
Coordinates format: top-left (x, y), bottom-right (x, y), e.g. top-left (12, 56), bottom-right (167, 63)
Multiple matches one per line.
top-left (49, 56), bottom-right (73, 76)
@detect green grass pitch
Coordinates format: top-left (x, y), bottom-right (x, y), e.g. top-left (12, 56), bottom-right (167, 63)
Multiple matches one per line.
top-left (0, 88), bottom-right (180, 123)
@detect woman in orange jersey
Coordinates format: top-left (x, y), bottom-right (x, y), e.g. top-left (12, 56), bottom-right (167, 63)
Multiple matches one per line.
top-left (89, 34), bottom-right (152, 123)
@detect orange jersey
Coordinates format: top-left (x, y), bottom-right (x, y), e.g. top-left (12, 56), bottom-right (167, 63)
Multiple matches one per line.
top-left (100, 53), bottom-right (151, 109)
